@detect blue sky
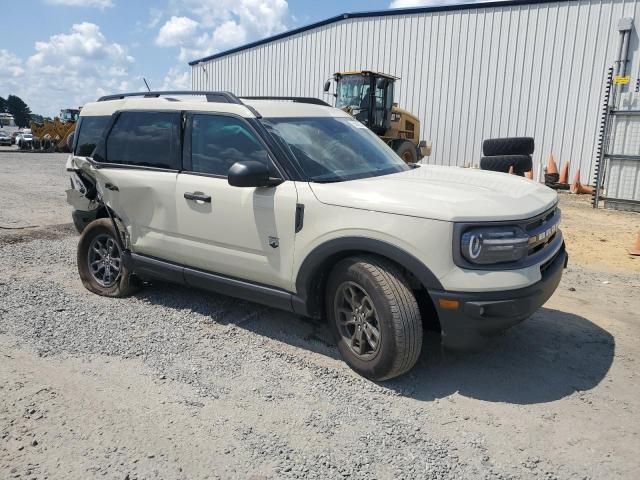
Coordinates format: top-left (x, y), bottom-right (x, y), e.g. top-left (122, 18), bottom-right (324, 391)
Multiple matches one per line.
top-left (0, 0), bottom-right (485, 116)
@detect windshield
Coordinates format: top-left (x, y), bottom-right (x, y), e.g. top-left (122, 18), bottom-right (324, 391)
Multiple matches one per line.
top-left (263, 116), bottom-right (410, 183)
top-left (61, 110), bottom-right (79, 122)
top-left (335, 74), bottom-right (369, 110)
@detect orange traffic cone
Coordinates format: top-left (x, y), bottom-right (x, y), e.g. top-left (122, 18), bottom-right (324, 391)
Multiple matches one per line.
top-left (559, 162), bottom-right (570, 184)
top-left (547, 154), bottom-right (558, 175)
top-left (570, 169), bottom-right (595, 195)
top-left (525, 169), bottom-right (534, 180)
top-left (570, 169), bottom-right (581, 193)
top-left (630, 233), bottom-right (640, 256)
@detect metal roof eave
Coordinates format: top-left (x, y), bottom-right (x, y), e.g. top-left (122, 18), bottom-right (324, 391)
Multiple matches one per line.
top-left (188, 0), bottom-right (573, 66)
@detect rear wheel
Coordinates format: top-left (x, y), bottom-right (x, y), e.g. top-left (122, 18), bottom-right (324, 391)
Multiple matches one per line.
top-left (77, 218), bottom-right (139, 297)
top-left (395, 140), bottom-right (418, 163)
top-left (326, 255), bottom-right (423, 381)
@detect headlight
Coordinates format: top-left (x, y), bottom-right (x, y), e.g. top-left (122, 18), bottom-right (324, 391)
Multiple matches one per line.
top-left (460, 226), bottom-right (529, 265)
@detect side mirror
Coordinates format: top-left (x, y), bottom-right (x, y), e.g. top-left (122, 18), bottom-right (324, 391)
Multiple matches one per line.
top-left (228, 161), bottom-right (281, 188)
top-left (323, 80), bottom-right (331, 92)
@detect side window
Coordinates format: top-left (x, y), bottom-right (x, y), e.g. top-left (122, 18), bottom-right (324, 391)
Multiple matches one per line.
top-left (190, 114), bottom-right (269, 176)
top-left (106, 111), bottom-right (181, 169)
top-left (75, 116), bottom-right (110, 157)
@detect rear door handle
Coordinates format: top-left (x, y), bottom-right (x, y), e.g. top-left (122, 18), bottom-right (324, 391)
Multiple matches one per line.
top-left (104, 182), bottom-right (119, 191)
top-left (184, 192), bottom-right (211, 203)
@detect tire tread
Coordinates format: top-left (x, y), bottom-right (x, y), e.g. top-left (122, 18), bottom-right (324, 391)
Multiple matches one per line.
top-left (482, 137), bottom-right (534, 156)
top-left (351, 255), bottom-right (422, 380)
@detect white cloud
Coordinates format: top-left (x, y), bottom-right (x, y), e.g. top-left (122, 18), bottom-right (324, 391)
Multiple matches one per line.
top-left (156, 0), bottom-right (289, 63)
top-left (212, 20), bottom-right (248, 48)
top-left (156, 16), bottom-right (200, 47)
top-left (27, 22), bottom-right (133, 69)
top-left (159, 66), bottom-right (191, 90)
top-left (0, 23), bottom-right (133, 116)
top-left (44, 0), bottom-right (114, 9)
top-left (390, 0), bottom-right (480, 7)
top-left (0, 50), bottom-right (24, 78)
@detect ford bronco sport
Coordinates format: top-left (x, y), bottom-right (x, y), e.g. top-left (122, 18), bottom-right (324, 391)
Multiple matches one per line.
top-left (66, 91), bottom-right (567, 381)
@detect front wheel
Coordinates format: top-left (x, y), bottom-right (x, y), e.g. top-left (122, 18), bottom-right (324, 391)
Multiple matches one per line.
top-left (77, 218), bottom-right (139, 297)
top-left (394, 140), bottom-right (418, 163)
top-left (326, 255), bottom-right (423, 381)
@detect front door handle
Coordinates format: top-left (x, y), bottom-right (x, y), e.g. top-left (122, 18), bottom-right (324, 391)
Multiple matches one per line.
top-left (184, 192), bottom-right (211, 203)
top-left (105, 182), bottom-right (119, 191)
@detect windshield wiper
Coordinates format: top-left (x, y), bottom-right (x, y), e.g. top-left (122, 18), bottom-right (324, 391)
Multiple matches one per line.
top-left (311, 177), bottom-right (344, 183)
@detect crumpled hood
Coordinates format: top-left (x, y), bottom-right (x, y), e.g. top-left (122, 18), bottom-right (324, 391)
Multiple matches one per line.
top-left (309, 165), bottom-right (558, 222)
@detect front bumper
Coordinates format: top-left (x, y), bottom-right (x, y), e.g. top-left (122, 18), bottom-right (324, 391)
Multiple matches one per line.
top-left (429, 243), bottom-right (567, 350)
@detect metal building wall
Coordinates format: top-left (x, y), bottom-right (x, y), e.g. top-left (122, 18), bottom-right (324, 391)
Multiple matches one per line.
top-left (192, 0), bottom-right (640, 184)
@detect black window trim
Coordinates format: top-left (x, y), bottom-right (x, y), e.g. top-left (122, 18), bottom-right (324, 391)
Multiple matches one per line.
top-left (73, 115), bottom-right (112, 158)
top-left (90, 109), bottom-right (184, 173)
top-left (182, 110), bottom-right (288, 181)
top-left (72, 116), bottom-right (82, 154)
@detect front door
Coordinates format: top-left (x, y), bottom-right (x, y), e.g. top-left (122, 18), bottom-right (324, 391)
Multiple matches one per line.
top-left (172, 113), bottom-right (298, 291)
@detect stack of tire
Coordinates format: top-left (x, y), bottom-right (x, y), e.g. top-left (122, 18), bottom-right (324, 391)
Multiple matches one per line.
top-left (480, 137), bottom-right (534, 176)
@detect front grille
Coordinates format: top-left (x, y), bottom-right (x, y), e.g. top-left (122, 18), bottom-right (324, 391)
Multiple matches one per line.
top-left (405, 121), bottom-right (415, 139)
top-left (524, 206), bottom-right (561, 257)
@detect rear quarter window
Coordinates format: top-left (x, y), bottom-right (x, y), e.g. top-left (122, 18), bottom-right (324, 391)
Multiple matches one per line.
top-left (74, 116), bottom-right (110, 157)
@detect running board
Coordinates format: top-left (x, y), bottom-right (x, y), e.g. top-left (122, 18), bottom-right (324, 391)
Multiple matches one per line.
top-left (128, 253), bottom-right (296, 312)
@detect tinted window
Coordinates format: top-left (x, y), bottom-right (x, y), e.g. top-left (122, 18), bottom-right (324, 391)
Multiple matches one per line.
top-left (75, 116), bottom-right (110, 157)
top-left (106, 111), bottom-right (180, 169)
top-left (191, 114), bottom-right (269, 176)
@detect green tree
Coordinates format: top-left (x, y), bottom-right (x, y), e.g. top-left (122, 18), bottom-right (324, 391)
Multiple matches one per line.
top-left (0, 96), bottom-right (6, 113)
top-left (7, 95), bottom-right (32, 128)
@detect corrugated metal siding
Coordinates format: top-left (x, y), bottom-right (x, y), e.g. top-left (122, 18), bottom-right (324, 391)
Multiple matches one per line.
top-left (192, 0), bottom-right (640, 184)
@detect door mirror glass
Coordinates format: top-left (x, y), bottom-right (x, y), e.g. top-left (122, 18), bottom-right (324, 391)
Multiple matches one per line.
top-left (323, 80), bottom-right (331, 92)
top-left (228, 160), bottom-right (275, 188)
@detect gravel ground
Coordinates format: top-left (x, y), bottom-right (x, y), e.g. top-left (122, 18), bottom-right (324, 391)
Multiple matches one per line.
top-left (1, 151), bottom-right (639, 479)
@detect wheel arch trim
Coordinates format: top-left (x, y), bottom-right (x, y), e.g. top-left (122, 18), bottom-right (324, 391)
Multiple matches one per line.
top-left (293, 237), bottom-right (443, 316)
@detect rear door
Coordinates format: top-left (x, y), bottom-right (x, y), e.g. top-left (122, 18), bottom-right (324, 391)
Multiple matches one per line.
top-left (173, 113), bottom-right (298, 291)
top-left (95, 111), bottom-right (181, 259)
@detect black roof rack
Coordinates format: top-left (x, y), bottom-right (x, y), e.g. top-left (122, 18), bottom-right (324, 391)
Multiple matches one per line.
top-left (97, 91), bottom-right (243, 104)
top-left (241, 96), bottom-right (330, 107)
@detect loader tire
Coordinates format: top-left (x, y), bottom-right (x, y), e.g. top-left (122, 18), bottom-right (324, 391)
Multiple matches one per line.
top-left (395, 140), bottom-right (418, 163)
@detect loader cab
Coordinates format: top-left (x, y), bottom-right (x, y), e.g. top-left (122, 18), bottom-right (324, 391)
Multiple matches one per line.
top-left (60, 109), bottom-right (80, 123)
top-left (326, 71), bottom-right (396, 135)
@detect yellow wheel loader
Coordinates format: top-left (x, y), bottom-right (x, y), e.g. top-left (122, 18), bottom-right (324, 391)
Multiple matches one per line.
top-left (324, 71), bottom-right (431, 163)
top-left (30, 108), bottom-right (80, 153)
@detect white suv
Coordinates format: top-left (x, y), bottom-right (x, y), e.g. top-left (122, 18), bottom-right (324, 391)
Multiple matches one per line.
top-left (66, 91), bottom-right (566, 381)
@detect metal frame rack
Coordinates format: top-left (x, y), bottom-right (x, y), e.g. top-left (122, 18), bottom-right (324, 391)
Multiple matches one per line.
top-left (592, 19), bottom-right (640, 211)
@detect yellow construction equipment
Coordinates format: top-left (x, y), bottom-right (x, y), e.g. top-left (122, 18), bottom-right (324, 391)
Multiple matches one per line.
top-left (30, 108), bottom-right (80, 152)
top-left (324, 70), bottom-right (431, 162)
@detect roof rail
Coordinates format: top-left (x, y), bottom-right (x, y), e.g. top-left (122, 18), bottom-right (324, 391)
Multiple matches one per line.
top-left (97, 91), bottom-right (243, 104)
top-left (241, 96), bottom-right (331, 107)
